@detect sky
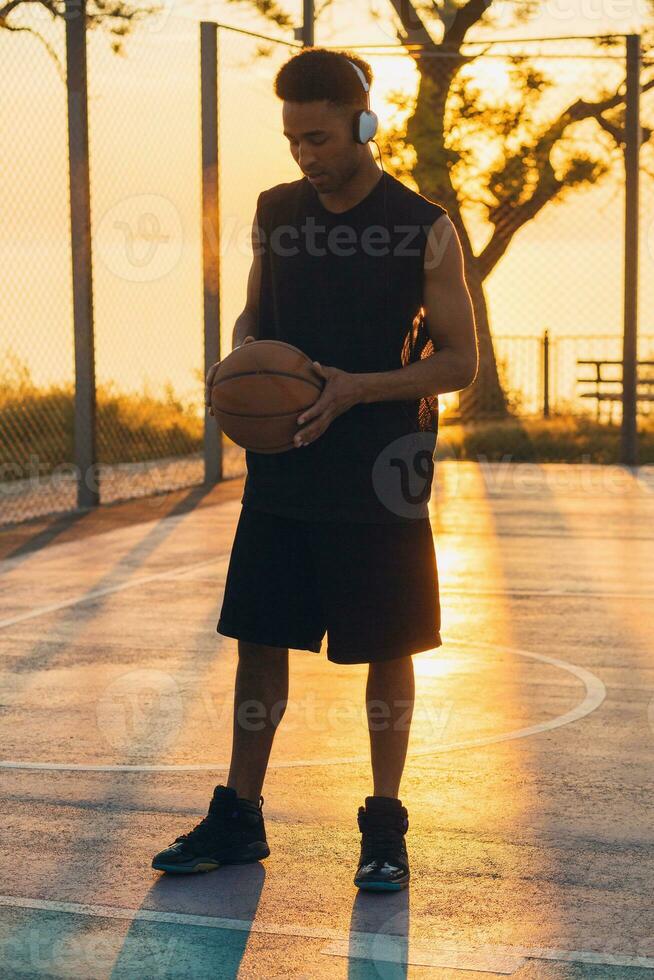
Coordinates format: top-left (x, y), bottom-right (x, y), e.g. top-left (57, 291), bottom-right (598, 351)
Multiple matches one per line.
top-left (0, 0), bottom-right (652, 416)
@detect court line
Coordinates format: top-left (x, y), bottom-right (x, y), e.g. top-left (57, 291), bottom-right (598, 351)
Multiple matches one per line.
top-left (0, 642), bottom-right (606, 772)
top-left (0, 554), bottom-right (231, 630)
top-left (324, 937), bottom-right (654, 971)
top-left (1, 895), bottom-right (652, 972)
top-left (1, 555), bottom-right (652, 633)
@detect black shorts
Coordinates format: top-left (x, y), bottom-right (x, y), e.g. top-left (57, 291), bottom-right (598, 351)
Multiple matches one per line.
top-left (217, 505), bottom-right (442, 665)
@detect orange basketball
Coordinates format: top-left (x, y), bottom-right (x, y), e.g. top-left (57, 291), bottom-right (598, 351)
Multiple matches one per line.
top-left (210, 340), bottom-right (325, 453)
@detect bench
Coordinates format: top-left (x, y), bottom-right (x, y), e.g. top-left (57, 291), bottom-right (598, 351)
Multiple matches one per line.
top-left (577, 359), bottom-right (654, 423)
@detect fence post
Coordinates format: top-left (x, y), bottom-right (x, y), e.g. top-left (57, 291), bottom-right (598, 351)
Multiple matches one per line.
top-left (66, 0), bottom-right (98, 510)
top-left (201, 22), bottom-right (222, 486)
top-left (542, 329), bottom-right (550, 418)
top-left (621, 33), bottom-right (640, 466)
top-left (302, 0), bottom-right (314, 46)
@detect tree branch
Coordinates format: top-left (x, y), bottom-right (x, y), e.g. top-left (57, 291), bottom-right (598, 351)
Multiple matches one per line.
top-left (443, 0), bottom-right (493, 48)
top-left (477, 71), bottom-right (654, 279)
top-left (385, 0), bottom-right (439, 50)
top-left (0, 20), bottom-right (65, 79)
top-left (222, 0), bottom-right (295, 30)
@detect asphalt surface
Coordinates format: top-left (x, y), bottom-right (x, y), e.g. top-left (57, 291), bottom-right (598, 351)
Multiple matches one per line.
top-left (0, 462), bottom-right (653, 979)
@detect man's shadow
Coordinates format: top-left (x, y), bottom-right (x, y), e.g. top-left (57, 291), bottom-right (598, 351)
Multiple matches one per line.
top-left (109, 865), bottom-right (266, 979)
top-left (109, 871), bottom-right (408, 978)
top-left (347, 889), bottom-right (409, 979)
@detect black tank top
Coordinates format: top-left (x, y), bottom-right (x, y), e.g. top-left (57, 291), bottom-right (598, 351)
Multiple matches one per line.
top-left (241, 170), bottom-right (448, 523)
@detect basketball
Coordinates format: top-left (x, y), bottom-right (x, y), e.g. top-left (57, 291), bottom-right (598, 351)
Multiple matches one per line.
top-left (210, 339), bottom-right (325, 453)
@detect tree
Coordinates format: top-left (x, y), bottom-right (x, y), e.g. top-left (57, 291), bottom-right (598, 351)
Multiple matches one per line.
top-left (220, 0), bottom-right (654, 420)
top-left (7, 0), bottom-right (652, 418)
top-left (379, 0), bottom-right (654, 418)
top-left (0, 0), bottom-right (160, 79)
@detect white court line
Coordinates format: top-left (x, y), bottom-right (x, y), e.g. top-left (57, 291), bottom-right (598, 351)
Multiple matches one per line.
top-left (324, 937), bottom-right (654, 972)
top-left (0, 643), bottom-right (606, 772)
top-left (1, 895), bottom-right (652, 973)
top-left (0, 558), bottom-right (652, 633)
top-left (324, 937), bottom-right (523, 973)
top-left (0, 553), bottom-right (231, 630)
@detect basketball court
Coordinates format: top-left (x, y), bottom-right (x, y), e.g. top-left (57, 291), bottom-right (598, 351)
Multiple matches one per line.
top-left (1, 460), bottom-right (653, 978)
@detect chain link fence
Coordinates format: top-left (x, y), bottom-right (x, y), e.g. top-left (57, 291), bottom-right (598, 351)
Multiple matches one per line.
top-left (492, 333), bottom-right (654, 420)
top-left (88, 13), bottom-right (205, 507)
top-left (0, 20), bottom-right (76, 525)
top-left (366, 34), bottom-right (654, 426)
top-left (1, 21), bottom-right (652, 527)
top-left (214, 25), bottom-right (302, 485)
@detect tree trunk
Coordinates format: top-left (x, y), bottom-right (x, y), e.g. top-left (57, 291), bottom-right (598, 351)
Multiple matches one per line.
top-left (459, 254), bottom-right (509, 420)
top-left (406, 64), bottom-right (510, 421)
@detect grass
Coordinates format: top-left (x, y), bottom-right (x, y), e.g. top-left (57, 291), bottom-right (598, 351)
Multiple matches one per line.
top-left (0, 357), bottom-right (202, 482)
top-left (437, 414), bottom-right (654, 465)
top-left (1, 354), bottom-right (652, 484)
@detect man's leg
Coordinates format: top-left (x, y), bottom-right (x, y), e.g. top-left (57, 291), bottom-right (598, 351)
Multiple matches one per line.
top-left (226, 640), bottom-right (289, 804)
top-left (352, 654), bottom-right (415, 890)
top-left (365, 654), bottom-right (415, 797)
top-left (151, 638), bottom-right (284, 873)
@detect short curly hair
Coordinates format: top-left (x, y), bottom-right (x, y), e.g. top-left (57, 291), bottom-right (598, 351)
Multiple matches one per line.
top-left (274, 47), bottom-right (372, 109)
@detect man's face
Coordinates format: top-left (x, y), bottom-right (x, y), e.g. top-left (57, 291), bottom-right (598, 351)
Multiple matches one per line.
top-left (282, 100), bottom-right (360, 192)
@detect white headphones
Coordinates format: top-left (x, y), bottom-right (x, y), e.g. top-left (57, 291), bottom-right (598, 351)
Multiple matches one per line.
top-left (346, 60), bottom-right (379, 145)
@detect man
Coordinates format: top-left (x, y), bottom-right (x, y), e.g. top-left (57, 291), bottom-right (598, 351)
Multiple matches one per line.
top-left (152, 47), bottom-right (477, 891)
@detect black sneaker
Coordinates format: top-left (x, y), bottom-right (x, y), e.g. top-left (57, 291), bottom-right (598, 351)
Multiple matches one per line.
top-left (152, 785), bottom-right (270, 874)
top-left (353, 796), bottom-right (410, 891)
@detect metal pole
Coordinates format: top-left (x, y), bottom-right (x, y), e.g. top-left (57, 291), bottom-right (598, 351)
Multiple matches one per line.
top-left (542, 329), bottom-right (550, 418)
top-left (302, 0), bottom-right (314, 47)
top-left (66, 0), bottom-right (98, 510)
top-left (200, 22), bottom-right (222, 485)
top-left (621, 33), bottom-right (640, 466)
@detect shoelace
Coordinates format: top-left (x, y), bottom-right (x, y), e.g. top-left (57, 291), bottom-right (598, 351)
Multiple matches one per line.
top-left (175, 812), bottom-right (226, 844)
top-left (361, 826), bottom-right (406, 859)
top-left (359, 810), bottom-right (408, 862)
top-left (175, 804), bottom-right (239, 844)
top-left (175, 795), bottom-right (264, 845)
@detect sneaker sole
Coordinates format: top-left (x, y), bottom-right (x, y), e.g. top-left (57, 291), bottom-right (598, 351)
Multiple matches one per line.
top-left (354, 876), bottom-right (409, 891)
top-left (152, 841), bottom-right (270, 874)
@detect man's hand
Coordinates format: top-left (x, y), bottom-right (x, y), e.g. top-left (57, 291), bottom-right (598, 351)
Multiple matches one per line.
top-left (205, 335), bottom-right (256, 416)
top-left (294, 362), bottom-right (363, 448)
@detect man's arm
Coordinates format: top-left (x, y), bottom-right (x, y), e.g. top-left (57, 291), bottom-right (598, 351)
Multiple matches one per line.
top-left (293, 215), bottom-right (478, 447)
top-left (232, 209), bottom-right (262, 348)
top-left (206, 209), bottom-right (261, 414)
top-left (356, 214), bottom-right (478, 404)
